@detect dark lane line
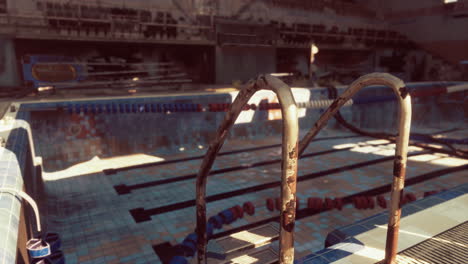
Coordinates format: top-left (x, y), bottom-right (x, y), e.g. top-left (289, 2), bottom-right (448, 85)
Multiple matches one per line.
top-left (129, 151), bottom-right (429, 222)
top-left (104, 135), bottom-right (363, 175)
top-left (152, 163), bottom-right (468, 259)
top-left (115, 141), bottom-right (386, 194)
top-left (112, 128), bottom-right (461, 194)
top-left (209, 163), bottom-right (468, 239)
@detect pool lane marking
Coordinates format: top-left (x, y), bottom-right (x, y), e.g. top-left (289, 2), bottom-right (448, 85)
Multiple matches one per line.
top-left (206, 163), bottom-right (468, 239)
top-left (104, 135), bottom-right (363, 175)
top-left (151, 163), bottom-right (468, 260)
top-left (114, 140), bottom-right (386, 195)
top-left (129, 150), bottom-right (429, 223)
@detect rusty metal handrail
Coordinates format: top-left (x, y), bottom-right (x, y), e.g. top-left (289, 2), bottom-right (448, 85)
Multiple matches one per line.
top-left (195, 75), bottom-right (299, 264)
top-left (298, 72), bottom-right (412, 264)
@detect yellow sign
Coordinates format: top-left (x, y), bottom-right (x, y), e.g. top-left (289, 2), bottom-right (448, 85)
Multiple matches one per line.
top-left (32, 63), bottom-right (77, 82)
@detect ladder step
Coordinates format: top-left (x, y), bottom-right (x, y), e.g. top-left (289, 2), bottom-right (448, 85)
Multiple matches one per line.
top-left (207, 222), bottom-right (280, 260)
top-left (227, 246), bottom-right (279, 264)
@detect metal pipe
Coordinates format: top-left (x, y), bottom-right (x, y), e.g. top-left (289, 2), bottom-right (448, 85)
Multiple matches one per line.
top-left (195, 74), bottom-right (299, 264)
top-left (0, 187), bottom-right (42, 233)
top-left (298, 72), bottom-right (412, 264)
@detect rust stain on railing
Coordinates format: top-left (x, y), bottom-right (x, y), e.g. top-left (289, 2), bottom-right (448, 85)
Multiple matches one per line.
top-left (195, 74), bottom-right (299, 264)
top-left (298, 73), bottom-right (412, 264)
top-left (195, 72), bottom-right (410, 264)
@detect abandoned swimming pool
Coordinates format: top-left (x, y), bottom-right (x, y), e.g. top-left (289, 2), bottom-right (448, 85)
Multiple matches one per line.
top-left (0, 76), bottom-right (467, 264)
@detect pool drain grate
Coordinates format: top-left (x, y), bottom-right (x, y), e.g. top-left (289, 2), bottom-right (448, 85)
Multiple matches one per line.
top-left (376, 221), bottom-right (468, 264)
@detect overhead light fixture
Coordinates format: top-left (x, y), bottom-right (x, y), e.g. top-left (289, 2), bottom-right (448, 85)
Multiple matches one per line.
top-left (444, 0), bottom-right (458, 4)
top-left (37, 86), bottom-right (55, 93)
top-left (270, 73), bottom-right (294, 77)
top-left (311, 44), bottom-right (319, 55)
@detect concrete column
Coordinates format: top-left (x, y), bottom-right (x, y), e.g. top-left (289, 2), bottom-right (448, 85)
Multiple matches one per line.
top-left (0, 37), bottom-right (21, 90)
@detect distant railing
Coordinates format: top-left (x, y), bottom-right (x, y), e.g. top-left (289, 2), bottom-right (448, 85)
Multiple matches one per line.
top-left (0, 10), bottom-right (215, 44)
top-left (0, 1), bottom-right (409, 49)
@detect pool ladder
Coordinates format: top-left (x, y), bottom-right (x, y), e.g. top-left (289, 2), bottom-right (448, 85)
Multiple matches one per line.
top-left (195, 73), bottom-right (412, 264)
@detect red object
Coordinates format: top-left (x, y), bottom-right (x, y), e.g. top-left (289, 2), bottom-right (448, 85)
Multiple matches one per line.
top-left (234, 205), bottom-right (243, 218)
top-left (367, 196), bottom-right (375, 209)
top-left (314, 198), bottom-right (323, 211)
top-left (424, 190), bottom-right (438, 197)
top-left (359, 197), bottom-right (367, 209)
top-left (325, 198), bottom-right (334, 210)
top-left (307, 197), bottom-right (314, 209)
top-left (243, 202), bottom-right (255, 215)
top-left (208, 103), bottom-right (215, 112)
top-left (250, 104), bottom-right (257, 110)
top-left (405, 193), bottom-right (417, 202)
top-left (353, 197), bottom-right (363, 209)
top-left (334, 198), bottom-right (343, 210)
top-left (275, 197), bottom-right (281, 211)
top-left (307, 197), bottom-right (322, 210)
top-left (196, 104), bottom-right (203, 112)
top-left (400, 194), bottom-right (408, 206)
top-left (266, 198), bottom-right (275, 211)
top-left (361, 197), bottom-right (368, 209)
top-left (377, 195), bottom-right (387, 208)
top-left (352, 197), bottom-right (360, 209)
top-left (229, 207), bottom-right (238, 220)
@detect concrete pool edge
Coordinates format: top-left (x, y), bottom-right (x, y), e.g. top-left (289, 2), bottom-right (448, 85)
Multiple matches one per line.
top-left (0, 103), bottom-right (42, 264)
top-left (296, 184), bottom-right (468, 263)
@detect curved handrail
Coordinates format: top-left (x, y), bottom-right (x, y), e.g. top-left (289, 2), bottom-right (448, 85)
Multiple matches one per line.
top-left (298, 73), bottom-right (412, 264)
top-left (195, 75), bottom-right (299, 264)
top-left (0, 187), bottom-right (42, 233)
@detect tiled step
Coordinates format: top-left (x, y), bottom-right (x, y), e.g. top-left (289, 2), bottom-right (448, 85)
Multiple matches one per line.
top-left (191, 245), bottom-right (279, 264)
top-left (226, 246), bottom-right (279, 264)
top-left (197, 222), bottom-right (280, 264)
top-left (209, 222), bottom-right (279, 257)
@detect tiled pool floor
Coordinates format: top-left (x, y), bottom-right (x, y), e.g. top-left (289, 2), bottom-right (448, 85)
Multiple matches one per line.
top-left (41, 128), bottom-right (468, 264)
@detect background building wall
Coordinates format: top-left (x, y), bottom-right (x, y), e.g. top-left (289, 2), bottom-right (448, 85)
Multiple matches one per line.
top-left (215, 46), bottom-right (276, 84)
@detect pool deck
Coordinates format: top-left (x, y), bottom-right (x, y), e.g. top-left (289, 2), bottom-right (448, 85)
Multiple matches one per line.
top-left (297, 185), bottom-right (468, 264)
top-left (40, 127), bottom-right (468, 264)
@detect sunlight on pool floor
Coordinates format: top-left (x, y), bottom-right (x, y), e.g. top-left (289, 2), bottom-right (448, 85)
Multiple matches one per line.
top-left (43, 153), bottom-right (165, 180)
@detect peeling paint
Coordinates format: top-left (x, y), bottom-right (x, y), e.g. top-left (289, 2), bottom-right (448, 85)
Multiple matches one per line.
top-left (399, 86), bottom-right (409, 98)
top-left (282, 199), bottom-right (296, 233)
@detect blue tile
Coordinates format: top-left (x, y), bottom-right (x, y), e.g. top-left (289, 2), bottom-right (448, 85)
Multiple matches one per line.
top-left (298, 255), bottom-right (330, 264)
top-left (341, 224), bottom-right (369, 237)
top-left (401, 204), bottom-right (422, 217)
top-left (412, 196), bottom-right (444, 209)
top-left (359, 213), bottom-right (388, 229)
top-left (322, 248), bottom-right (352, 262)
top-left (434, 190), bottom-right (464, 200)
top-left (453, 184), bottom-right (468, 193)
